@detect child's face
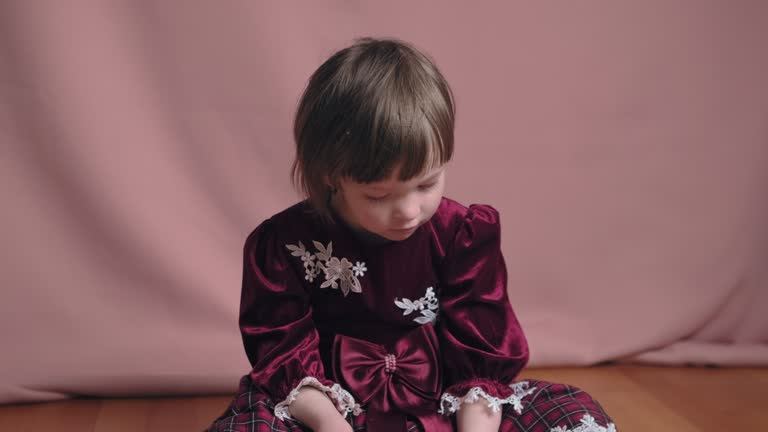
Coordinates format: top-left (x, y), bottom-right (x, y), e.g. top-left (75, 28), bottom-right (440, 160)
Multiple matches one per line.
top-left (332, 164), bottom-right (446, 242)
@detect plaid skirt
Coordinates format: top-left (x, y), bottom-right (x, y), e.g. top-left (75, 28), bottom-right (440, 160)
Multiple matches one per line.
top-left (208, 378), bottom-right (615, 432)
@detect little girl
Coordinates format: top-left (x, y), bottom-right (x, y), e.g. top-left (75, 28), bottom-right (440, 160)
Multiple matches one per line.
top-left (209, 38), bottom-right (615, 432)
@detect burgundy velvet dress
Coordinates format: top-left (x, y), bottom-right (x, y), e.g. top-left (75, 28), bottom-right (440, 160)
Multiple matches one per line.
top-left (209, 198), bottom-right (615, 432)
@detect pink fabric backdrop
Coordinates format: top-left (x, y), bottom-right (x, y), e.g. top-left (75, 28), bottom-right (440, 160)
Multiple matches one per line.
top-left (1, 1), bottom-right (767, 404)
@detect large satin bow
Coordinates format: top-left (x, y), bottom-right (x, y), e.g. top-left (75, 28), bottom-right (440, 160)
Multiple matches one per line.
top-left (332, 324), bottom-right (444, 432)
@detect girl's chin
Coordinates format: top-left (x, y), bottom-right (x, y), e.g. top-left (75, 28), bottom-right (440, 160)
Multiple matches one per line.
top-left (380, 226), bottom-right (418, 241)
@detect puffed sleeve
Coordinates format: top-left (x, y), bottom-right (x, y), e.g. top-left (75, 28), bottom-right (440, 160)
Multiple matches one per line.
top-left (239, 219), bottom-right (360, 420)
top-left (436, 205), bottom-right (532, 416)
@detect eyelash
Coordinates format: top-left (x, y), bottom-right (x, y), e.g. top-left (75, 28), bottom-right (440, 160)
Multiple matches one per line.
top-left (365, 183), bottom-right (437, 202)
top-left (419, 182), bottom-right (437, 191)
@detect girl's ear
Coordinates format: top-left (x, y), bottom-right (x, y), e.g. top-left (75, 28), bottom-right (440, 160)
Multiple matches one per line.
top-left (324, 175), bottom-right (339, 194)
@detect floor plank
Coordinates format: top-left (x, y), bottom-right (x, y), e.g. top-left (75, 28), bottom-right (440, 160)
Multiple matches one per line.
top-left (0, 398), bottom-right (101, 432)
top-left (0, 366), bottom-right (765, 431)
top-left (620, 366), bottom-right (768, 431)
top-left (524, 367), bottom-right (705, 431)
top-left (94, 399), bottom-right (150, 432)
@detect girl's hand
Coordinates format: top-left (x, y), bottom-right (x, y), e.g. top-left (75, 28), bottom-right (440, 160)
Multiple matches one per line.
top-left (288, 387), bottom-right (352, 432)
top-left (456, 400), bottom-right (502, 432)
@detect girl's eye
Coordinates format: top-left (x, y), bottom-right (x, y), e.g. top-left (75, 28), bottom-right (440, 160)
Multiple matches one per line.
top-left (365, 195), bottom-right (388, 202)
top-left (418, 183), bottom-right (437, 191)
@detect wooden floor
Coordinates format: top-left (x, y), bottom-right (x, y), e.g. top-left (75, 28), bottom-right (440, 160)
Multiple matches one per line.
top-left (1, 365), bottom-right (765, 431)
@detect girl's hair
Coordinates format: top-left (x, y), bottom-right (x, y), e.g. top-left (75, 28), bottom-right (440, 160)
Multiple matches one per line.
top-left (292, 37), bottom-right (455, 221)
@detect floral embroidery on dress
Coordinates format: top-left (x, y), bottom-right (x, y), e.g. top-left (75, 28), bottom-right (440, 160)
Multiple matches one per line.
top-left (549, 414), bottom-right (617, 432)
top-left (352, 261), bottom-right (367, 277)
top-left (395, 286), bottom-right (439, 324)
top-left (286, 241), bottom-right (366, 296)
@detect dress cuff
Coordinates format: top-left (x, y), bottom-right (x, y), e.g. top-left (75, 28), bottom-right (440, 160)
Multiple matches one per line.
top-left (274, 376), bottom-right (362, 421)
top-left (438, 380), bottom-right (536, 416)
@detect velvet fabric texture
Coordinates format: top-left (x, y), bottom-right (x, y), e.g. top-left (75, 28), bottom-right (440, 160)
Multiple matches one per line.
top-left (235, 198), bottom-right (528, 431)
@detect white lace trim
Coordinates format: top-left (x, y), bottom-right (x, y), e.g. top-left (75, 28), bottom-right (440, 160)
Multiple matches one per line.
top-left (273, 376), bottom-right (362, 421)
top-left (438, 380), bottom-right (537, 415)
top-left (550, 414), bottom-right (617, 432)
top-left (394, 286), bottom-right (439, 324)
top-left (286, 241), bottom-right (366, 297)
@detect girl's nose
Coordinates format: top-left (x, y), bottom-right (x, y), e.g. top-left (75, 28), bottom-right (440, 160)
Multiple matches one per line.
top-left (393, 197), bottom-right (420, 223)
